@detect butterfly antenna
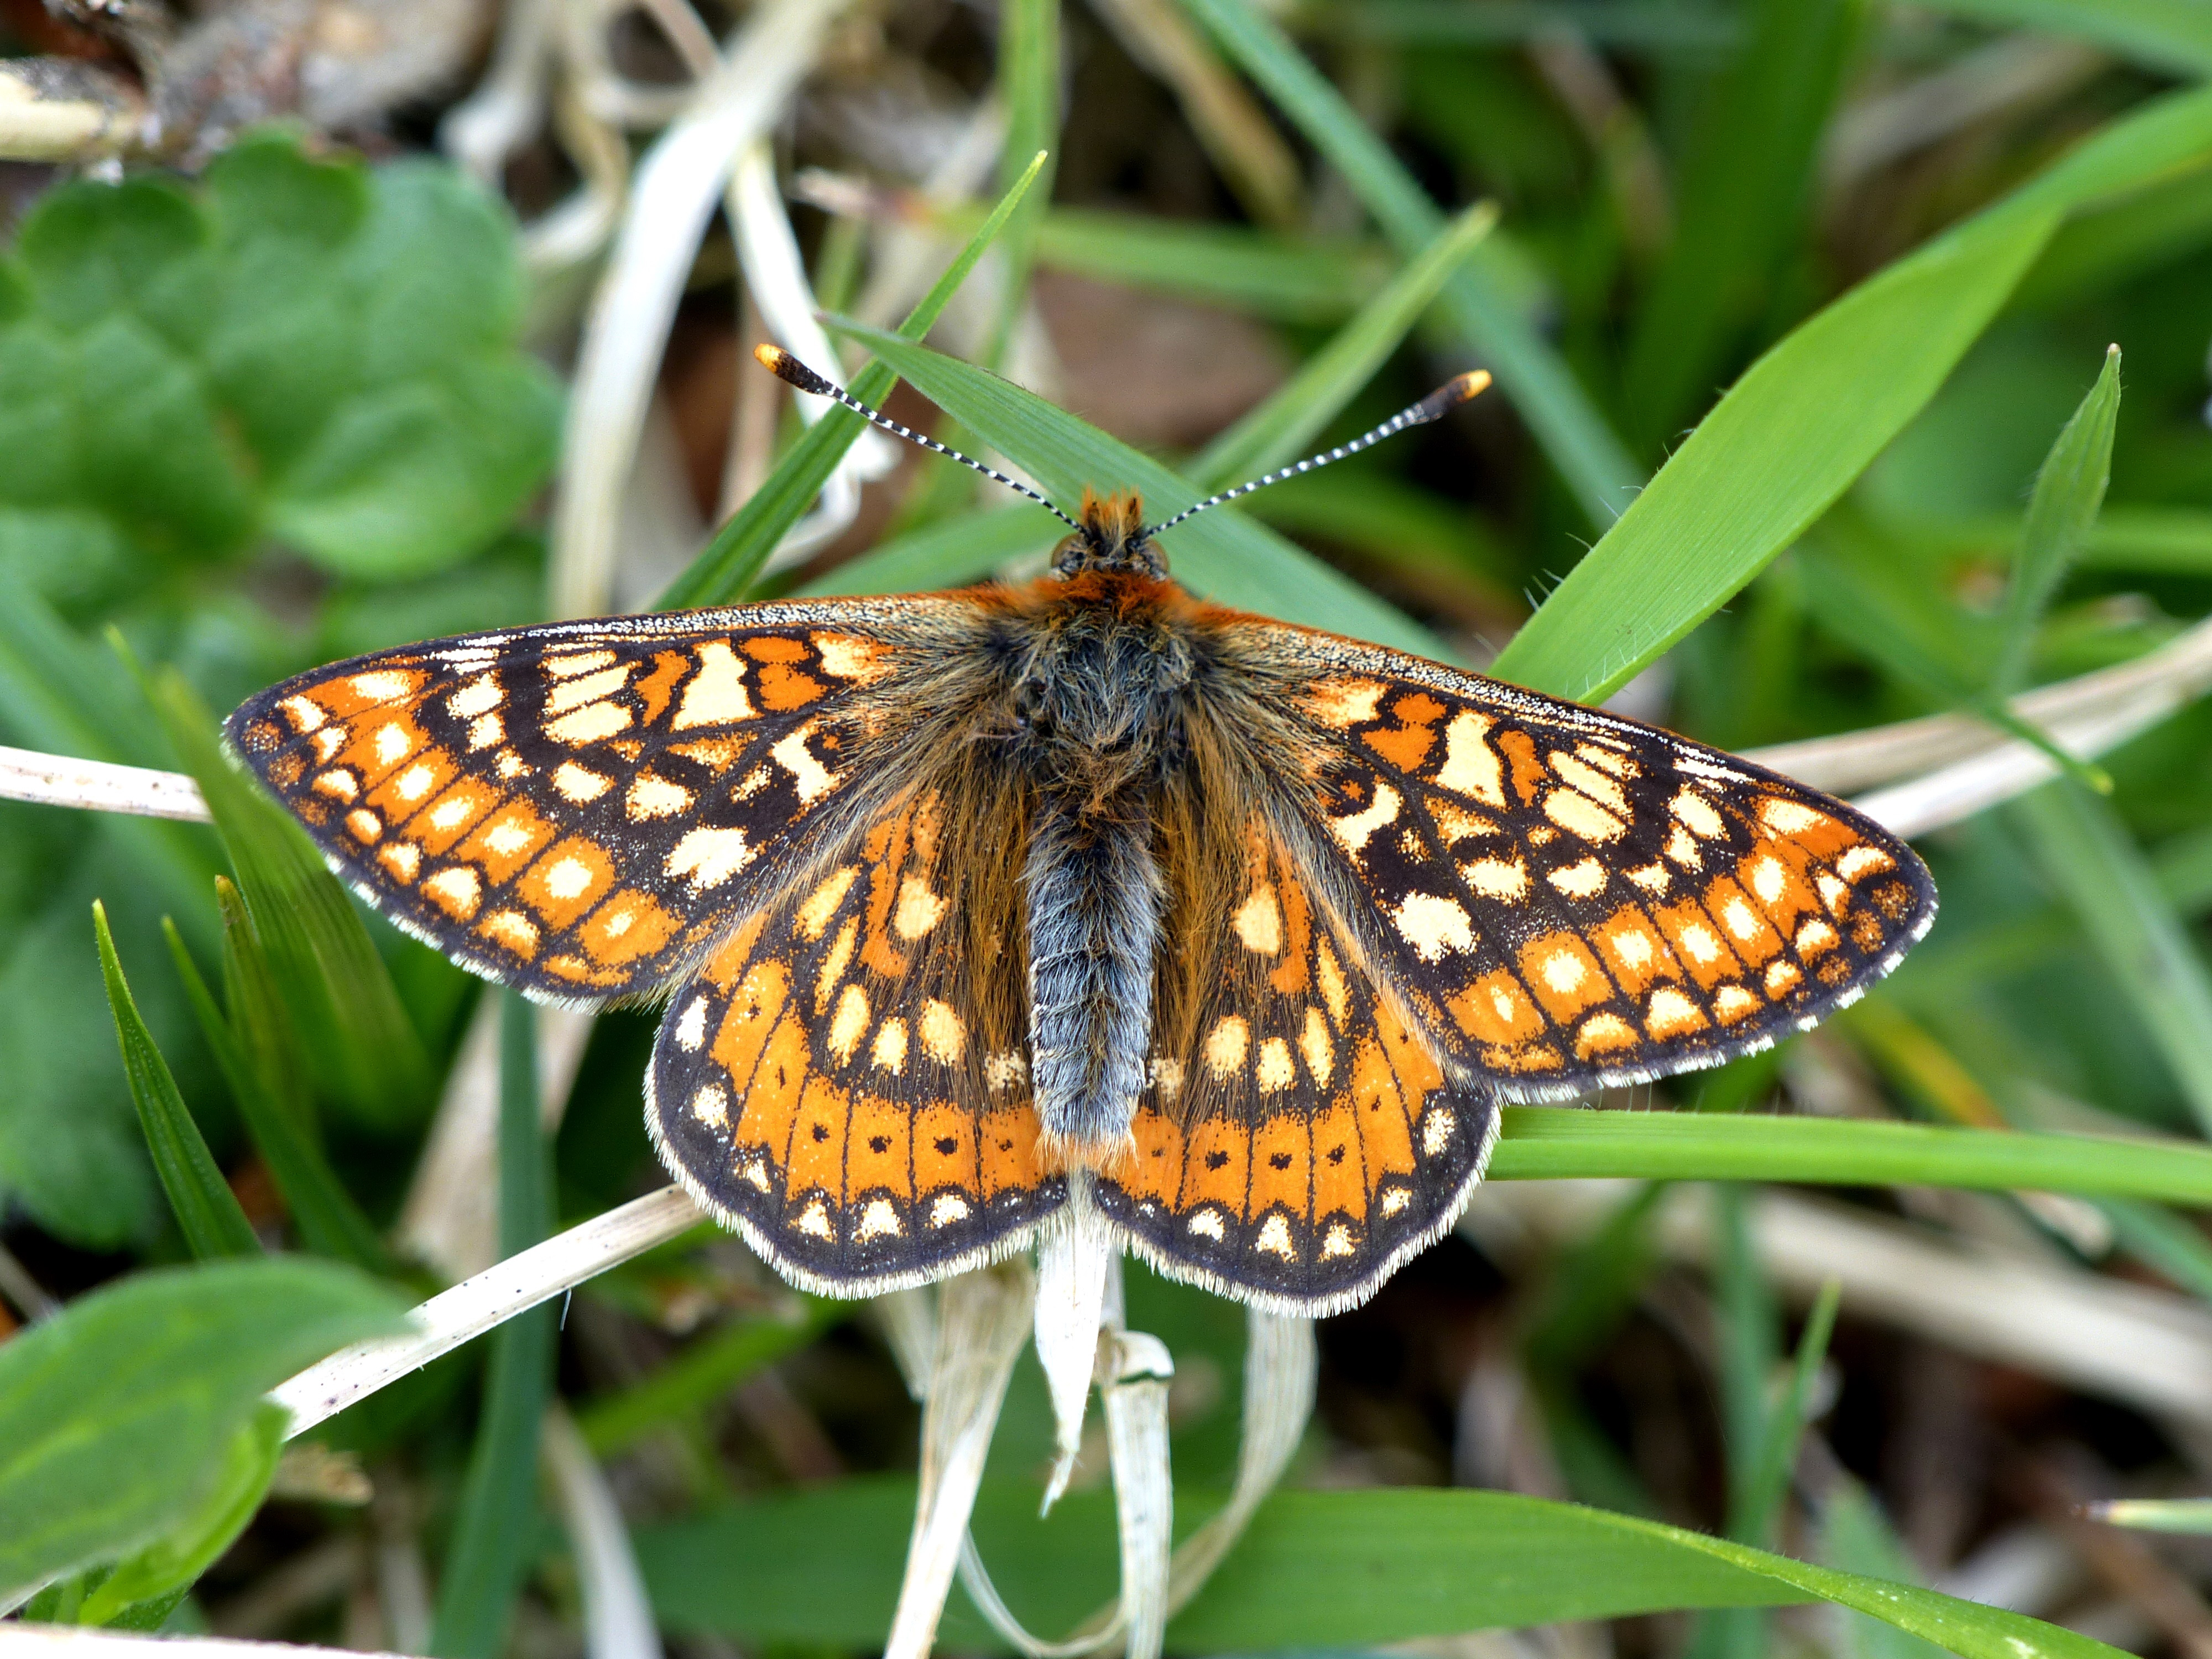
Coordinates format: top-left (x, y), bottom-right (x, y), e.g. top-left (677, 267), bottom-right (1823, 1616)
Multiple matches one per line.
top-left (754, 345), bottom-right (1082, 533)
top-left (1145, 371), bottom-right (1493, 538)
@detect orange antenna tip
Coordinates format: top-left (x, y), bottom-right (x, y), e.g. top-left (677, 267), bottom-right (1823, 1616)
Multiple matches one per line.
top-left (753, 342), bottom-right (786, 372)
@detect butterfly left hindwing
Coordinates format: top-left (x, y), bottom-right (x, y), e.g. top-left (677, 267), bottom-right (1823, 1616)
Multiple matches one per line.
top-left (649, 784), bottom-right (1068, 1296)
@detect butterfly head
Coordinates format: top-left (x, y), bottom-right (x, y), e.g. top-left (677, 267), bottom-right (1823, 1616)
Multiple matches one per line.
top-left (1054, 488), bottom-right (1164, 579)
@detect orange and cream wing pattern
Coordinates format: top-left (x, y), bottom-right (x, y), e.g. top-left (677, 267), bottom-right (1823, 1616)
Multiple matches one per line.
top-left (1092, 821), bottom-right (1498, 1314)
top-left (648, 786), bottom-right (1066, 1295)
top-left (1249, 628), bottom-right (1938, 1096)
top-left (223, 604), bottom-right (927, 1003)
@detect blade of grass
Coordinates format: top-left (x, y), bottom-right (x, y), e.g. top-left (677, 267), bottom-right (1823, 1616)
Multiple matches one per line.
top-left (155, 670), bottom-right (432, 1131)
top-left (2096, 1196), bottom-right (2212, 1303)
top-left (822, 321), bottom-right (1445, 654)
top-left (795, 504), bottom-right (1057, 597)
top-left (1905, 0), bottom-right (2212, 77)
top-left (1620, 0), bottom-right (1858, 451)
top-left (92, 901), bottom-right (259, 1262)
top-left (641, 1479), bottom-right (2130, 1659)
top-left (1739, 1277), bottom-right (1841, 1541)
top-left (213, 875), bottom-right (312, 1145)
top-left (904, 201), bottom-right (1389, 319)
top-left (656, 150), bottom-right (1049, 612)
top-left (989, 0), bottom-right (1058, 368)
top-left (160, 911), bottom-right (394, 1276)
top-left (2011, 783), bottom-right (2212, 1136)
top-left (1995, 345), bottom-right (2121, 692)
top-left (1714, 1186), bottom-right (1781, 1537)
top-left (1192, 200), bottom-right (1498, 489)
top-left (1181, 0), bottom-right (1641, 526)
top-left (1489, 83), bottom-right (2212, 703)
top-left (576, 1299), bottom-right (849, 1457)
top-left (1486, 1105), bottom-right (2212, 1199)
top-left (430, 993), bottom-right (556, 1659)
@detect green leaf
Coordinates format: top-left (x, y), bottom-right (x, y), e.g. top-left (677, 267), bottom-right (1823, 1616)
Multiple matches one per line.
top-left (1192, 200), bottom-right (1498, 489)
top-left (0, 133), bottom-right (557, 588)
top-left (638, 1479), bottom-right (2125, 1659)
top-left (1488, 1105), bottom-right (2212, 1201)
top-left (0, 1256), bottom-right (409, 1599)
top-left (162, 902), bottom-right (395, 1275)
top-left (155, 669), bottom-right (432, 1130)
top-left (1820, 1478), bottom-right (1954, 1659)
top-left (76, 1402), bottom-right (286, 1626)
top-left (1738, 1277), bottom-right (1841, 1543)
top-left (1181, 0), bottom-right (1641, 525)
top-left (2011, 784), bottom-right (2212, 1136)
top-left (430, 994), bottom-right (555, 1659)
top-left (822, 321), bottom-right (1444, 655)
top-left (93, 899), bottom-right (259, 1262)
top-left (1490, 84), bottom-right (2212, 703)
top-left (655, 150), bottom-right (1050, 612)
top-left (1995, 345), bottom-right (2121, 692)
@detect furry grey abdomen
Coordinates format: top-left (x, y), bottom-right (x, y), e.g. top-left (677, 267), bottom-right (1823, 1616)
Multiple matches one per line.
top-left (1024, 800), bottom-right (1164, 1147)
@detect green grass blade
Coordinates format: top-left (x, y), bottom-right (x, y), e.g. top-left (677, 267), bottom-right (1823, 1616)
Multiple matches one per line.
top-left (1030, 209), bottom-right (1386, 319)
top-left (155, 670), bottom-right (432, 1130)
top-left (1739, 1277), bottom-right (1841, 1543)
top-left (989, 0), bottom-right (1058, 367)
top-left (1620, 0), bottom-right (1858, 450)
top-left (1192, 200), bottom-right (1498, 489)
top-left (1490, 84), bottom-right (2212, 702)
top-left (822, 321), bottom-right (1445, 654)
top-left (1713, 1187), bottom-right (1781, 1535)
top-left (796, 504), bottom-right (1057, 597)
top-left (430, 994), bottom-right (556, 1658)
top-left (2096, 1196), bottom-right (2212, 1303)
top-left (212, 875), bottom-right (313, 1143)
top-left (1181, 0), bottom-right (1641, 525)
top-left (638, 1480), bottom-right (2127, 1659)
top-left (655, 151), bottom-right (1050, 612)
top-left (1995, 345), bottom-right (2121, 692)
top-left (2012, 784), bottom-right (2212, 1136)
top-left (161, 912), bottom-right (394, 1276)
top-left (1486, 1105), bottom-right (2212, 1201)
top-left (577, 1300), bottom-right (849, 1456)
top-left (1904, 0), bottom-right (2212, 77)
top-left (92, 901), bottom-right (259, 1262)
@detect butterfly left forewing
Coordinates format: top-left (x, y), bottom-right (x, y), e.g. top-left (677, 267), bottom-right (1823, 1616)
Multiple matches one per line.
top-left (225, 602), bottom-right (951, 1004)
top-left (1234, 622), bottom-right (1937, 1094)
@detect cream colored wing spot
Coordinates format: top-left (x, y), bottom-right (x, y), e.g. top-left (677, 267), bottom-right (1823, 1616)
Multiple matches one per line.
top-left (1434, 709), bottom-right (1506, 806)
top-left (546, 702), bottom-right (632, 745)
top-left (1671, 789), bottom-right (1726, 839)
top-left (348, 671), bottom-right (414, 702)
top-left (1187, 1209), bottom-right (1227, 1240)
top-left (828, 985), bottom-right (871, 1061)
top-left (1233, 885), bottom-right (1284, 954)
top-left (1538, 947), bottom-right (1588, 997)
top-left (795, 1199), bottom-right (834, 1240)
top-left (446, 676), bottom-right (502, 718)
top-left (1835, 846), bottom-right (1895, 881)
top-left (280, 695), bottom-right (327, 732)
top-left (1255, 1214), bottom-right (1297, 1260)
top-left (545, 664), bottom-right (631, 714)
top-left (626, 773), bottom-right (691, 820)
top-left (920, 1000), bottom-right (968, 1063)
top-left (857, 1199), bottom-right (902, 1241)
top-left (1548, 858), bottom-right (1606, 899)
top-left (770, 724), bottom-right (838, 805)
top-left (1750, 855), bottom-right (1788, 904)
top-left (552, 762), bottom-right (610, 803)
top-left (468, 713), bottom-right (504, 750)
top-left (672, 642), bottom-right (755, 729)
top-left (545, 649), bottom-right (617, 678)
top-left (314, 769), bottom-right (359, 801)
top-left (1328, 782), bottom-right (1402, 855)
top-left (1646, 986), bottom-right (1706, 1037)
top-left (1462, 855), bottom-right (1528, 901)
top-left (664, 826), bottom-right (754, 889)
top-left (674, 995), bottom-right (709, 1052)
top-left (872, 1018), bottom-right (910, 1074)
top-left (815, 635), bottom-right (891, 682)
top-left (1256, 1037), bottom-right (1295, 1094)
top-left (1393, 892), bottom-right (1474, 961)
top-left (346, 809), bottom-right (380, 842)
top-left (1204, 1015), bottom-right (1251, 1078)
top-left (1421, 1105), bottom-right (1457, 1156)
top-left (1761, 798), bottom-right (1821, 833)
top-left (893, 877), bottom-right (947, 940)
top-left (424, 867), bottom-right (482, 919)
top-left (374, 724), bottom-right (414, 766)
top-left (1550, 751), bottom-right (1627, 813)
top-left (1299, 1008), bottom-right (1333, 1084)
top-left (930, 1193), bottom-right (972, 1227)
top-left (1305, 679), bottom-right (1387, 729)
top-left (796, 867), bottom-right (859, 940)
top-left (1545, 788), bottom-right (1626, 843)
top-left (691, 1083), bottom-right (728, 1127)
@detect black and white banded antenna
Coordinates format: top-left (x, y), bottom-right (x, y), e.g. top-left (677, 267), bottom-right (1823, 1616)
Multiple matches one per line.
top-left (1144, 369), bottom-right (1491, 538)
top-left (754, 345), bottom-right (1082, 534)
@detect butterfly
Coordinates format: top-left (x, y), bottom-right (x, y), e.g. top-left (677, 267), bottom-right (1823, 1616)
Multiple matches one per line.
top-left (226, 347), bottom-right (1936, 1316)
